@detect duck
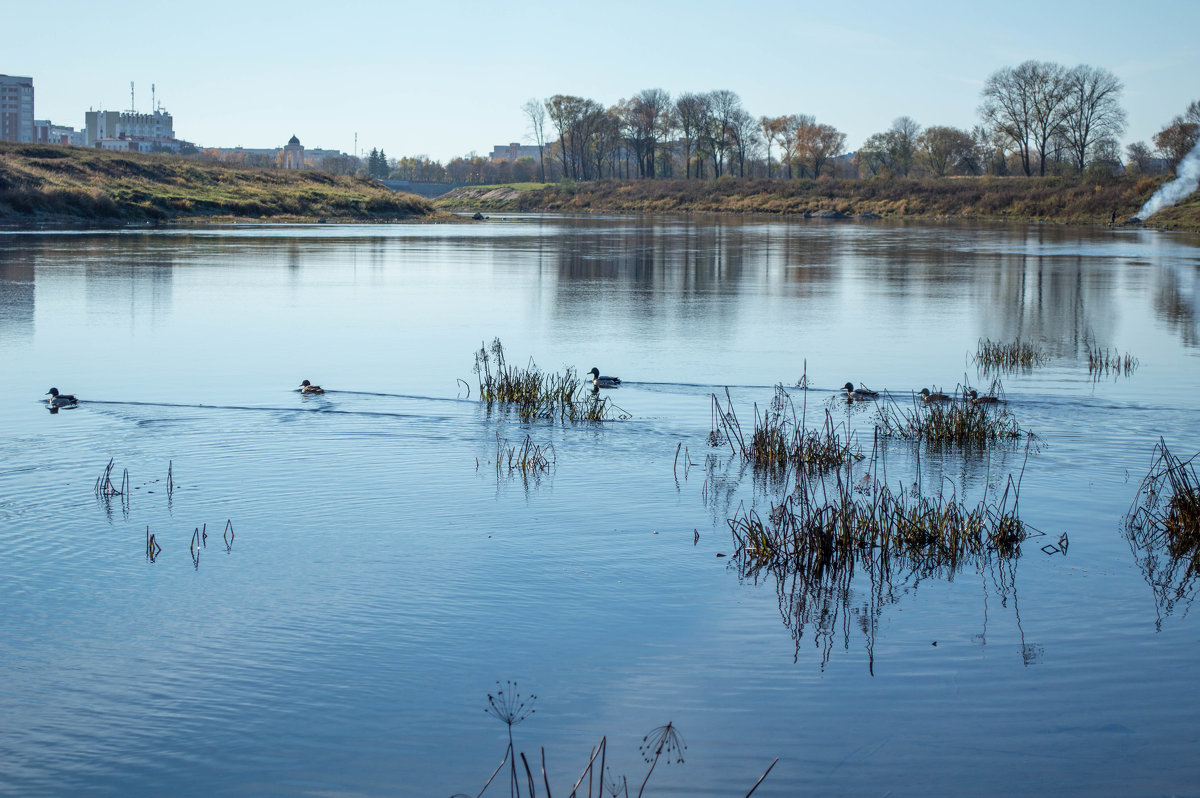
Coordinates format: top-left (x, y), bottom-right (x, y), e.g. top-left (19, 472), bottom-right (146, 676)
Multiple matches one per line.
top-left (918, 388), bottom-right (951, 403)
top-left (968, 389), bottom-right (1000, 405)
top-left (588, 367), bottom-right (621, 389)
top-left (45, 387), bottom-right (78, 408)
top-left (299, 379), bottom-right (325, 395)
top-left (843, 382), bottom-right (879, 401)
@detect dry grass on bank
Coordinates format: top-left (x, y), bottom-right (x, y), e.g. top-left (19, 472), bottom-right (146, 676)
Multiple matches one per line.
top-left (0, 142), bottom-right (434, 224)
top-left (439, 174), bottom-right (1200, 230)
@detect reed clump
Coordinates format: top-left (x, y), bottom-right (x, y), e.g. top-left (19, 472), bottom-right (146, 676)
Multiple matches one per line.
top-left (729, 465), bottom-right (1028, 577)
top-left (875, 390), bottom-right (1026, 445)
top-left (1128, 438), bottom-right (1200, 558)
top-left (974, 337), bottom-right (1046, 374)
top-left (711, 385), bottom-right (860, 476)
top-left (473, 338), bottom-right (630, 423)
top-left (496, 434), bottom-right (556, 475)
top-left (1087, 344), bottom-right (1139, 377)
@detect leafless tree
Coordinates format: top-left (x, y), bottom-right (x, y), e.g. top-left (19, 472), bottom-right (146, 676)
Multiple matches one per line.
top-left (1061, 65), bottom-right (1126, 172)
top-left (521, 98), bottom-right (548, 182)
top-left (981, 60), bottom-right (1070, 176)
top-left (1124, 141), bottom-right (1155, 174)
top-left (674, 92), bottom-right (709, 179)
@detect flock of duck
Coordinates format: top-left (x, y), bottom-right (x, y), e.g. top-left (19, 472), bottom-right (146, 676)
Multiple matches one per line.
top-left (844, 382), bottom-right (1000, 404)
top-left (46, 375), bottom-right (996, 410)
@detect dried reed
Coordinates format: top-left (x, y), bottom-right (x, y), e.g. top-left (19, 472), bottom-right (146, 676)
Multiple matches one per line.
top-left (974, 337), bottom-right (1046, 373)
top-left (875, 388), bottom-right (1026, 445)
top-left (473, 338), bottom-right (630, 423)
top-left (495, 434), bottom-right (556, 475)
top-left (1126, 439), bottom-right (1200, 611)
top-left (711, 385), bottom-right (861, 476)
top-left (1087, 344), bottom-right (1139, 377)
top-left (94, 458), bottom-right (129, 497)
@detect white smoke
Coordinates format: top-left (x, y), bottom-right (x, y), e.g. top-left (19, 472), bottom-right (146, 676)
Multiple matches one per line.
top-left (1136, 138), bottom-right (1200, 220)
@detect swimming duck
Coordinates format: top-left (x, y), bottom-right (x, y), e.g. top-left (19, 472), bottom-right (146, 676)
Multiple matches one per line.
top-left (919, 388), bottom-right (951, 403)
top-left (968, 389), bottom-right (1000, 405)
top-left (588, 367), bottom-right (621, 389)
top-left (299, 379), bottom-right (325, 395)
top-left (843, 382), bottom-right (879, 400)
top-left (45, 387), bottom-right (78, 408)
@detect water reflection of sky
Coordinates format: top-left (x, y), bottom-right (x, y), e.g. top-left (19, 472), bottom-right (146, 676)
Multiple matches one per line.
top-left (0, 217), bottom-right (1198, 797)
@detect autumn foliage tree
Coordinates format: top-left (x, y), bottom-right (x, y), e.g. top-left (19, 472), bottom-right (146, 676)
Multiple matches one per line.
top-left (794, 121), bottom-right (846, 178)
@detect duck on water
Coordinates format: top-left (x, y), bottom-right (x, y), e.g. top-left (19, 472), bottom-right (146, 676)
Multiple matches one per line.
top-left (843, 382), bottom-right (879, 401)
top-left (299, 380), bottom-right (325, 395)
top-left (589, 368), bottom-right (621, 389)
top-left (46, 388), bottom-right (78, 408)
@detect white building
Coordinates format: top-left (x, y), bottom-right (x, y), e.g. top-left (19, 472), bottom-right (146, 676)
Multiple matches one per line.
top-left (86, 108), bottom-right (183, 152)
top-left (34, 120), bottom-right (84, 146)
top-left (0, 74), bottom-right (35, 143)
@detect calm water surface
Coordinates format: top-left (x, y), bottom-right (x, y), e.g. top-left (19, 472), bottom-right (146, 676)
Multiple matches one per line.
top-left (1, 216), bottom-right (1198, 796)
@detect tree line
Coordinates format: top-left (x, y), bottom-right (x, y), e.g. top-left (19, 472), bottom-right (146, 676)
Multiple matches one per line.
top-left (201, 60), bottom-right (1199, 185)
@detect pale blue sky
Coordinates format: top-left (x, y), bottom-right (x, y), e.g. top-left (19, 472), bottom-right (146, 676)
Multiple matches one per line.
top-left (8, 0), bottom-right (1198, 161)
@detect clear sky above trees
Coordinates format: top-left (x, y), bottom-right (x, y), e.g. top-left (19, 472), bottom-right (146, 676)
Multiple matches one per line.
top-left (7, 0), bottom-right (1198, 160)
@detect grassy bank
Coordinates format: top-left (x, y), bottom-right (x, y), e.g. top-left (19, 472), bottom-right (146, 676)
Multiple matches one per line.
top-left (437, 175), bottom-right (1200, 230)
top-left (0, 142), bottom-right (434, 224)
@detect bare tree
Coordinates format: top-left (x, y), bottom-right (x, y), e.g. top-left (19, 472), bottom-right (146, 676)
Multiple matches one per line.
top-left (1061, 65), bottom-right (1126, 172)
top-left (889, 116), bottom-right (921, 176)
top-left (728, 107), bottom-right (759, 177)
top-left (703, 90), bottom-right (743, 177)
top-left (618, 89), bottom-right (673, 179)
top-left (981, 61), bottom-right (1070, 176)
top-left (1124, 141), bottom-right (1155, 174)
top-left (674, 92), bottom-right (709, 179)
top-left (522, 98), bottom-right (548, 182)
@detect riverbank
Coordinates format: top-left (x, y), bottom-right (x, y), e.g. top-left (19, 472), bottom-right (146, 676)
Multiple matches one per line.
top-left (0, 142), bottom-right (434, 225)
top-left (437, 175), bottom-right (1200, 230)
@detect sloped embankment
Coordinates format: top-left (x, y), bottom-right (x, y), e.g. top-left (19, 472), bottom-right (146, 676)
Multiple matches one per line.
top-left (437, 176), bottom-right (1200, 230)
top-left (0, 142), bottom-right (434, 224)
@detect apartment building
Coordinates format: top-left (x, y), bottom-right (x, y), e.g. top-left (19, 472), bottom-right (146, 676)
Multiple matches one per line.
top-left (0, 74), bottom-right (35, 143)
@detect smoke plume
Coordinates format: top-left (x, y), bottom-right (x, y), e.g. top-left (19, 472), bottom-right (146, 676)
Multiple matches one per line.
top-left (1136, 138), bottom-right (1200, 220)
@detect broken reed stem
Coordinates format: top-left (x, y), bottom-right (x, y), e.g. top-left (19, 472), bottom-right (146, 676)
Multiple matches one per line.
top-left (224, 519), bottom-right (235, 551)
top-left (167, 460), bottom-right (173, 496)
top-left (744, 757), bottom-right (780, 798)
top-left (568, 736), bottom-right (606, 798)
top-left (94, 458), bottom-right (124, 497)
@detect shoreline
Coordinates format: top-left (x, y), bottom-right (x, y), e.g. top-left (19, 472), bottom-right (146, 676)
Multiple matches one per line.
top-left (434, 176), bottom-right (1200, 232)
